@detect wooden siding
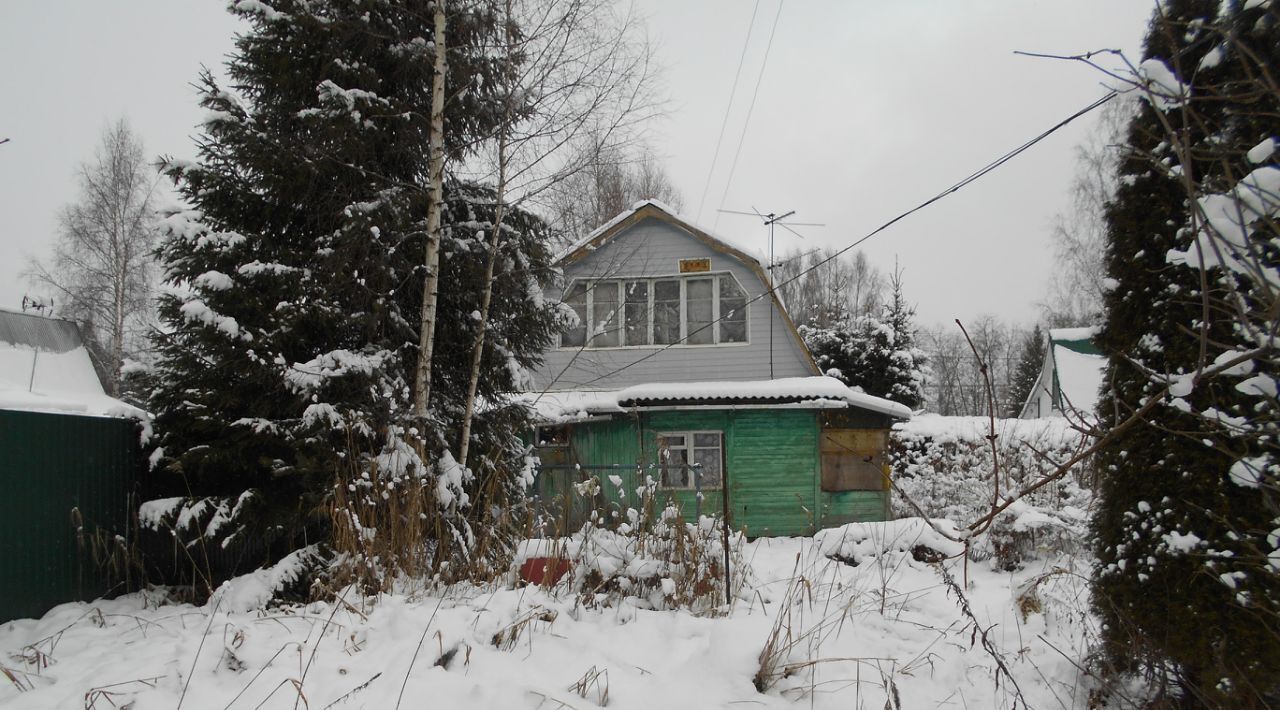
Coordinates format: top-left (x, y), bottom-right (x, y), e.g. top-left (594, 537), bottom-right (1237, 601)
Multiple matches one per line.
top-left (531, 217), bottom-right (815, 390)
top-left (535, 409), bottom-right (896, 537)
top-left (820, 490), bottom-right (890, 528)
top-left (538, 408), bottom-right (891, 537)
top-left (0, 410), bottom-right (140, 622)
top-left (724, 410), bottom-right (818, 537)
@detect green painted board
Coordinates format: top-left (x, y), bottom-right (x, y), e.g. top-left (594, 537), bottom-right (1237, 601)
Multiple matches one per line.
top-left (0, 410), bottom-right (140, 622)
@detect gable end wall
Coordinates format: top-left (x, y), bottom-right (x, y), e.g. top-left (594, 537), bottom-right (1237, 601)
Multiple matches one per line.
top-left (531, 217), bottom-right (816, 390)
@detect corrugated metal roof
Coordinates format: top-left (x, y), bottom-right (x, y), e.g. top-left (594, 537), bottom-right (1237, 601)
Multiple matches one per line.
top-left (0, 309), bottom-right (85, 354)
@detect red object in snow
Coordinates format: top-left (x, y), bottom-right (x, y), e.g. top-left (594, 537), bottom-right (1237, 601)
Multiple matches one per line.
top-left (519, 557), bottom-right (571, 585)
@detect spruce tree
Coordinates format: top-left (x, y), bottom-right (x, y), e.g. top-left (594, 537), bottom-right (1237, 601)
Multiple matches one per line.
top-left (879, 270), bottom-right (928, 410)
top-left (800, 273), bottom-right (927, 410)
top-left (1092, 0), bottom-right (1280, 702)
top-left (140, 1), bottom-right (558, 581)
top-left (1005, 325), bottom-right (1045, 418)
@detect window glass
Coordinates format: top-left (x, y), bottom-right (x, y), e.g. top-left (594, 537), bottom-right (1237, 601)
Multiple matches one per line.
top-left (686, 278), bottom-right (713, 345)
top-left (561, 282), bottom-right (587, 347)
top-left (652, 280), bottom-right (681, 345)
top-left (692, 445), bottom-right (722, 488)
top-left (536, 425), bottom-right (572, 447)
top-left (658, 432), bottom-right (723, 490)
top-left (568, 274), bottom-right (750, 349)
top-left (719, 276), bottom-right (747, 343)
top-left (658, 434), bottom-right (688, 488)
top-left (623, 280), bottom-right (649, 346)
top-left (591, 280), bottom-right (620, 347)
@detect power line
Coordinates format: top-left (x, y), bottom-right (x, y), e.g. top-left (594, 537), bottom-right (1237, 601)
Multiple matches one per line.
top-left (568, 91), bottom-right (1118, 389)
top-left (712, 0), bottom-right (784, 232)
top-left (695, 0), bottom-right (761, 224)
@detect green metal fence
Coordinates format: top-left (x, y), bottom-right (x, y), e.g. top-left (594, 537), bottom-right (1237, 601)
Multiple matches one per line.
top-left (0, 409), bottom-right (141, 622)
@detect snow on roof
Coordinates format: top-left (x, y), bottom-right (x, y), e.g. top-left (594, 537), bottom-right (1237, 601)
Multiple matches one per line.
top-left (0, 311), bottom-right (144, 419)
top-left (520, 376), bottom-right (911, 422)
top-left (1047, 326), bottom-right (1098, 342)
top-left (1049, 326), bottom-right (1102, 355)
top-left (553, 199), bottom-right (767, 266)
top-left (1053, 345), bottom-right (1106, 418)
top-left (519, 390), bottom-right (619, 423)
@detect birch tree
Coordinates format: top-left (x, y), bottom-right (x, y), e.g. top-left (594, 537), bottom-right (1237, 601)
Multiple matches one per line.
top-left (27, 118), bottom-right (159, 396)
top-left (413, 0), bottom-right (450, 421)
top-left (454, 0), bottom-right (661, 468)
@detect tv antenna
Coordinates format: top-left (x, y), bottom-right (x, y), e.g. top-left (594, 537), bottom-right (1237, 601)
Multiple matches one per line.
top-left (718, 207), bottom-right (824, 379)
top-left (21, 295), bottom-right (53, 317)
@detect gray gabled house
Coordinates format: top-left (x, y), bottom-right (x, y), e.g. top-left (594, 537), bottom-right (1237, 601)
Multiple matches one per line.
top-left (522, 201), bottom-right (909, 536)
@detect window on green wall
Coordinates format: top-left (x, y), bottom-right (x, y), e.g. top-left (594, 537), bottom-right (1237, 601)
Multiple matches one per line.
top-left (657, 431), bottom-right (723, 490)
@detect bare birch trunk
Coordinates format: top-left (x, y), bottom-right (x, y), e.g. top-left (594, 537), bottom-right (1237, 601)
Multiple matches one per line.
top-left (413, 0), bottom-right (448, 420)
top-left (458, 0), bottom-right (514, 469)
top-left (457, 136), bottom-right (507, 469)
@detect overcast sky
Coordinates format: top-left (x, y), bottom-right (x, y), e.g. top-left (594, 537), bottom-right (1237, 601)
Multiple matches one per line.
top-left (0, 0), bottom-right (1153, 329)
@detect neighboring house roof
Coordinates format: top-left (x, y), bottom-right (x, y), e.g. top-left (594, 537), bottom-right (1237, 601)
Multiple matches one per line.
top-left (0, 308), bottom-right (142, 418)
top-left (1048, 326), bottom-right (1101, 356)
top-left (521, 376), bottom-right (911, 423)
top-left (553, 199), bottom-right (818, 376)
top-left (1019, 325), bottom-right (1106, 419)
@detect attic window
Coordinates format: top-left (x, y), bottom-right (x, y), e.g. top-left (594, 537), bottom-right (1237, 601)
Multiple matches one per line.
top-left (560, 275), bottom-right (748, 349)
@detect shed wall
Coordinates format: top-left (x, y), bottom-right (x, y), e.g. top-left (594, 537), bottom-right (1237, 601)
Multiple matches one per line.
top-left (0, 410), bottom-right (140, 622)
top-left (537, 408), bottom-right (892, 537)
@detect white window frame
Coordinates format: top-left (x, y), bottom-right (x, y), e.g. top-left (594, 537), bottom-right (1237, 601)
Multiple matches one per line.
top-left (558, 272), bottom-right (750, 350)
top-left (656, 430), bottom-right (724, 490)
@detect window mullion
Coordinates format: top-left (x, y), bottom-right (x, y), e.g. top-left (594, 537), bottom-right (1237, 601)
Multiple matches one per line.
top-left (712, 275), bottom-right (721, 344)
top-left (585, 283), bottom-right (594, 347)
top-left (647, 278), bottom-right (654, 346)
top-left (679, 278), bottom-right (687, 343)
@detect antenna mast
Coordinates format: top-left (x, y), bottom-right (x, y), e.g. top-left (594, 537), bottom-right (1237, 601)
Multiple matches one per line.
top-left (760, 210), bottom-right (793, 379)
top-left (717, 208), bottom-right (823, 379)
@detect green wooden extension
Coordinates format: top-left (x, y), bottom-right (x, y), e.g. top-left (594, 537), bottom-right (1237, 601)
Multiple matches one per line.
top-left (533, 408), bottom-right (890, 537)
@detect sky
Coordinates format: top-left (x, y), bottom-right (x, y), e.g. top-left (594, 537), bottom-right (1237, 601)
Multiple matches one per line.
top-left (0, 0), bottom-right (1153, 328)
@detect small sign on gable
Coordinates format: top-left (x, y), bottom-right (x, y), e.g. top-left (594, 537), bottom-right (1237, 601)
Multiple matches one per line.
top-left (679, 257), bottom-right (710, 273)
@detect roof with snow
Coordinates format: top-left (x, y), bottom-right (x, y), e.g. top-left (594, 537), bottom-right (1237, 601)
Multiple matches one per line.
top-left (0, 309), bottom-right (143, 418)
top-left (1019, 325), bottom-right (1106, 420)
top-left (1048, 326), bottom-right (1101, 355)
top-left (555, 199), bottom-right (767, 267)
top-left (520, 376), bottom-right (911, 423)
top-left (1052, 345), bottom-right (1106, 416)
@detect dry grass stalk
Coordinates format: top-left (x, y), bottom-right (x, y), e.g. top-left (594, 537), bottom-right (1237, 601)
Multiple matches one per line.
top-left (492, 607), bottom-right (558, 651)
top-left (567, 665), bottom-right (609, 706)
top-left (83, 677), bottom-right (163, 709)
top-left (328, 431), bottom-right (524, 596)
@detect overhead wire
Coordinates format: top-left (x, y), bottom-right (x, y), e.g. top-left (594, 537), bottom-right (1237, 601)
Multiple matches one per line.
top-left (711, 0), bottom-right (785, 231)
top-left (695, 0), bottom-right (761, 224)
top-left (570, 90), bottom-right (1119, 389)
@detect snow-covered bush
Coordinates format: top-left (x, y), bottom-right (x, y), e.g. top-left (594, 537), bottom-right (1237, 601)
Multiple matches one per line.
top-left (890, 415), bottom-right (1093, 568)
top-left (514, 480), bottom-right (750, 613)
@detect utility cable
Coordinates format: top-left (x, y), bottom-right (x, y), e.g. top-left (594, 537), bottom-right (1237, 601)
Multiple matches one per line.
top-left (712, 0), bottom-right (785, 231)
top-left (572, 90), bottom-right (1118, 388)
top-left (695, 0), bottom-right (761, 224)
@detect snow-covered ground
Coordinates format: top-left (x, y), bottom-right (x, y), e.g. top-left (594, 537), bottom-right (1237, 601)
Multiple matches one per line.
top-left (0, 528), bottom-right (1098, 709)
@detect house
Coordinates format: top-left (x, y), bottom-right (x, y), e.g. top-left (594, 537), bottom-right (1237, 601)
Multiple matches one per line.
top-left (1018, 326), bottom-right (1107, 421)
top-left (521, 201), bottom-right (910, 537)
top-left (0, 308), bottom-right (144, 622)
